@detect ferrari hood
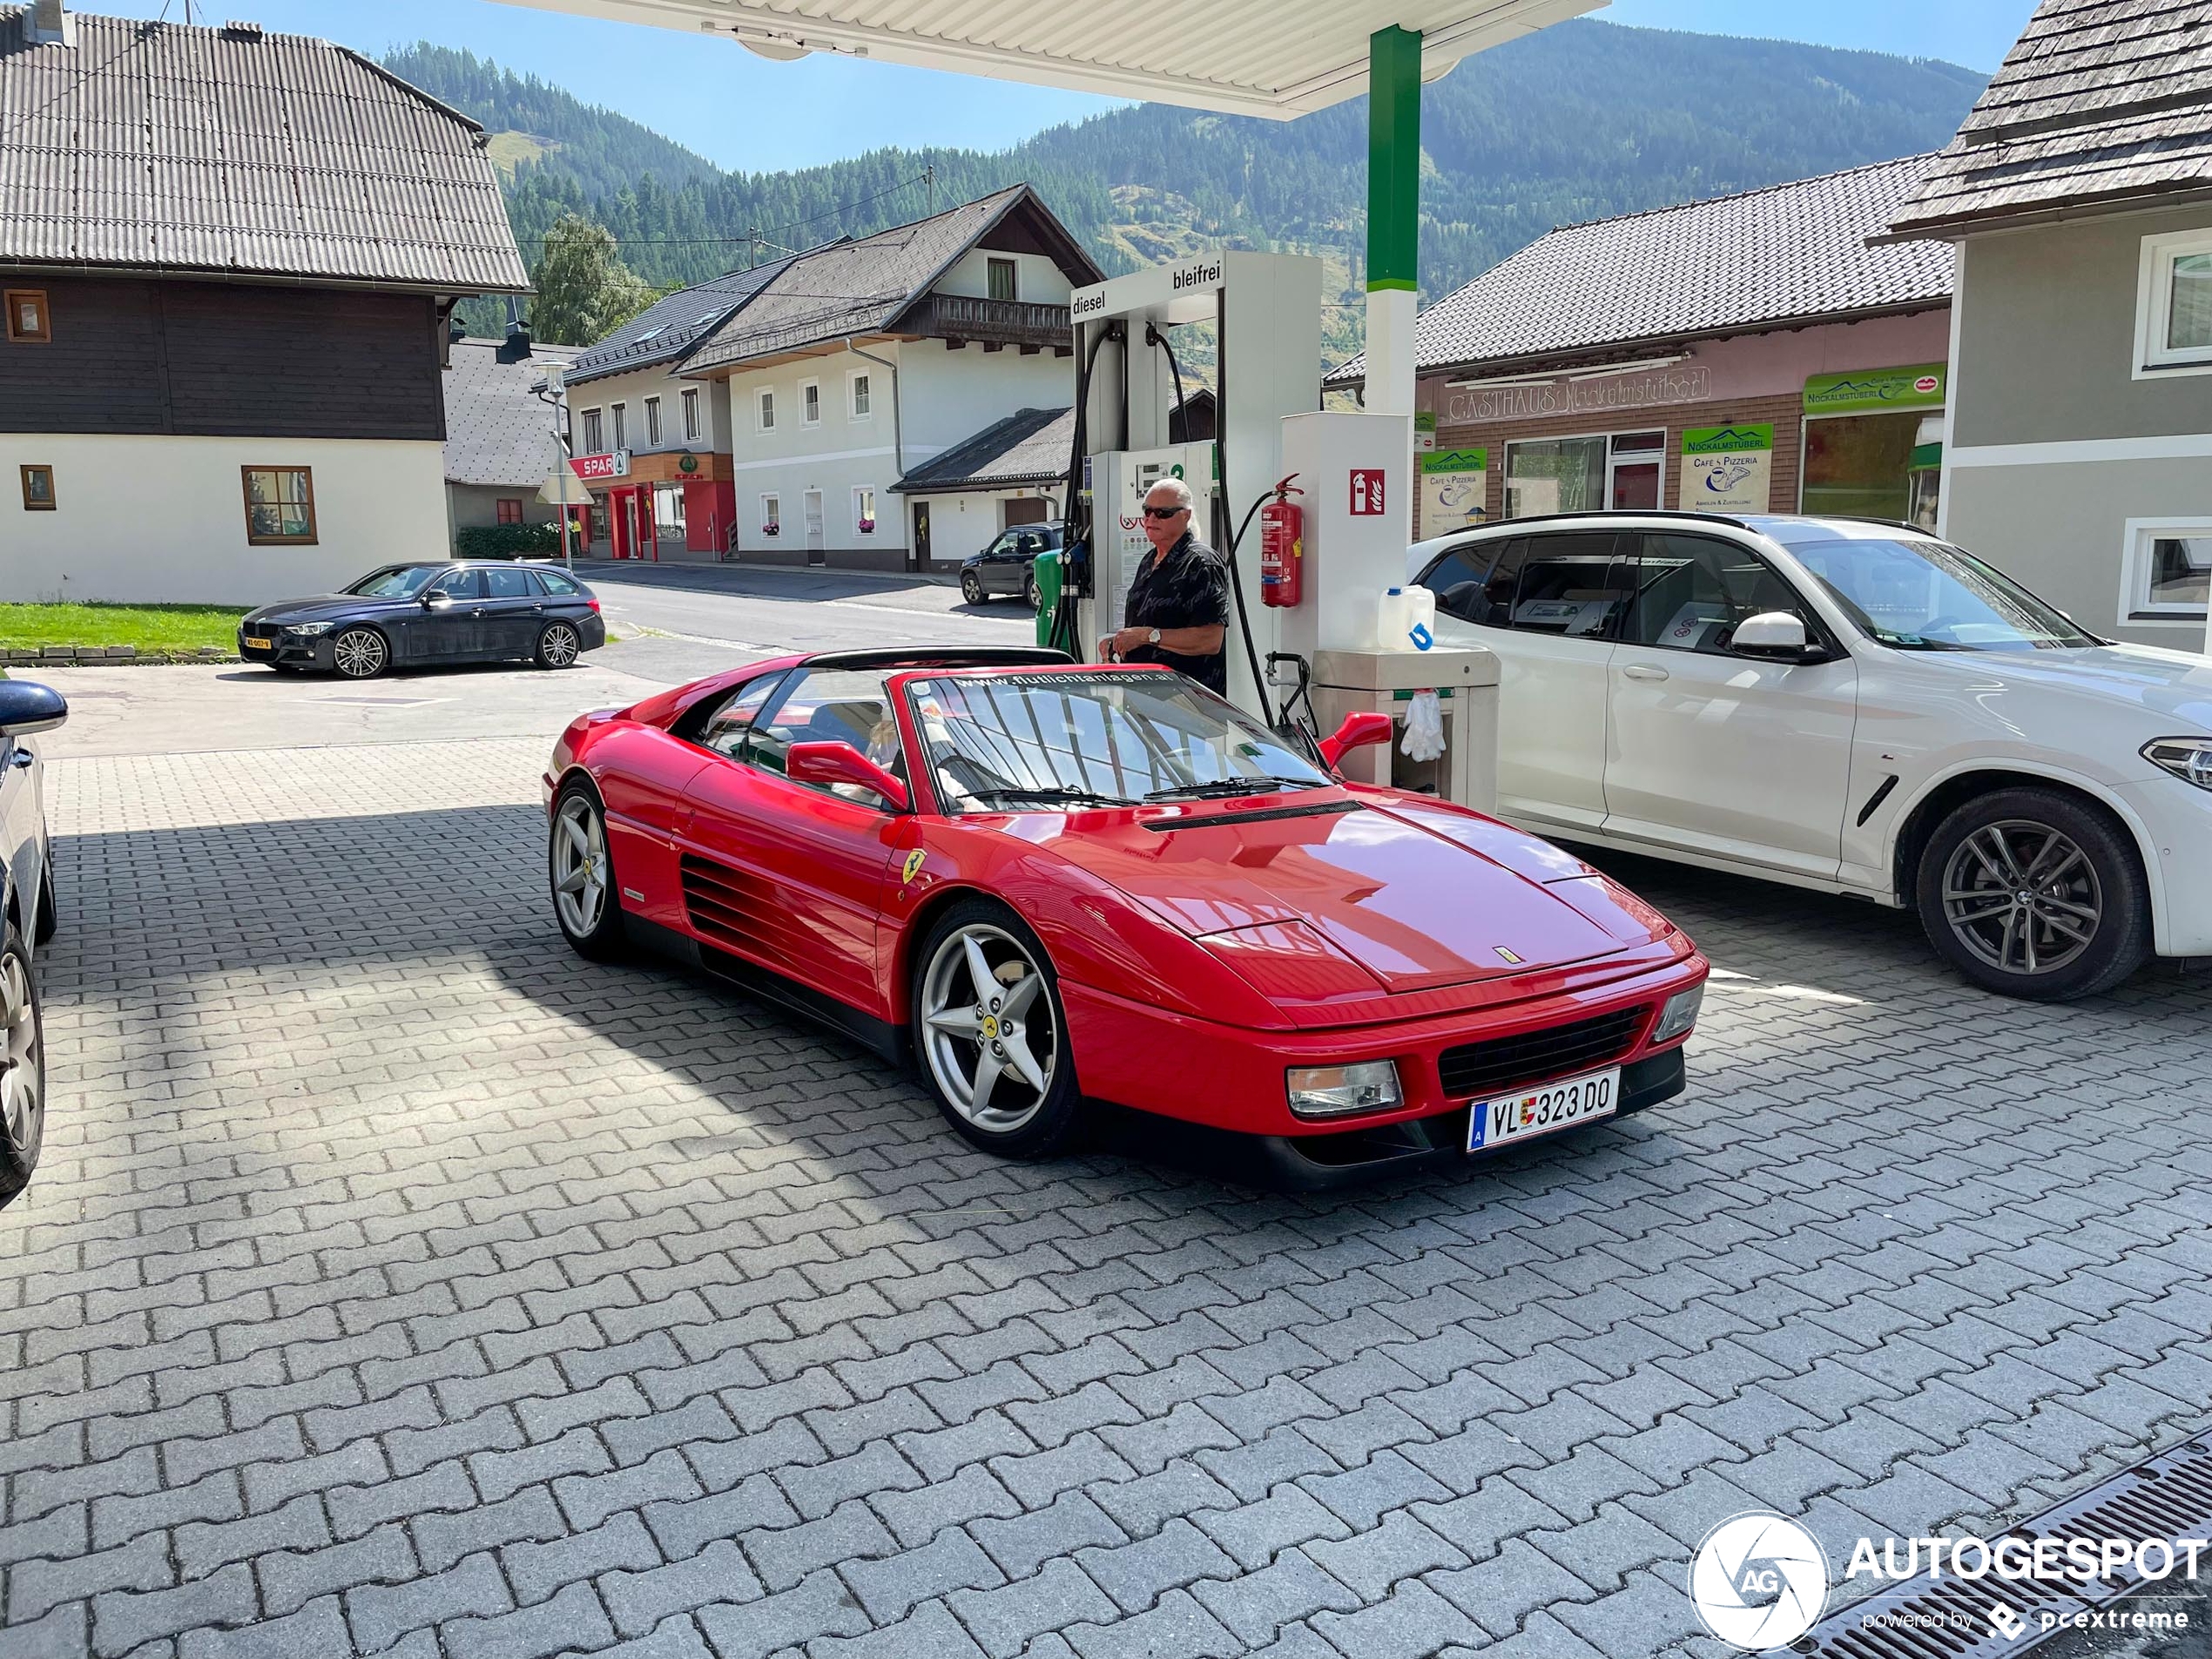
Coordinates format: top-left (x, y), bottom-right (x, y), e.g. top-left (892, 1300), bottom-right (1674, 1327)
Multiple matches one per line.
top-left (1035, 796), bottom-right (1629, 994)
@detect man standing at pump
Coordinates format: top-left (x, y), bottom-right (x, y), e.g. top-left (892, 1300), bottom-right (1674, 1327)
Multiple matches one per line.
top-left (1099, 477), bottom-right (1231, 696)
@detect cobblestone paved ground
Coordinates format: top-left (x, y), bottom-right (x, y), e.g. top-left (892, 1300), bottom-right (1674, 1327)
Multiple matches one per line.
top-left (3, 727), bottom-right (2209, 1659)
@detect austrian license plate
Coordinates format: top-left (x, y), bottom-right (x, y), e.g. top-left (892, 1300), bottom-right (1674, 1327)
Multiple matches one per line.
top-left (1467, 1066), bottom-right (1619, 1153)
top-left (241, 637), bottom-right (271, 651)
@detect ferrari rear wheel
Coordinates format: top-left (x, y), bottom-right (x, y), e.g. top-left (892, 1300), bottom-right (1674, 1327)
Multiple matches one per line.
top-left (550, 780), bottom-right (626, 961)
top-left (914, 900), bottom-right (1080, 1157)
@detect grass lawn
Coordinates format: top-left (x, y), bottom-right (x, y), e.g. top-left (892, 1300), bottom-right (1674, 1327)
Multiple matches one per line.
top-left (0, 603), bottom-right (246, 652)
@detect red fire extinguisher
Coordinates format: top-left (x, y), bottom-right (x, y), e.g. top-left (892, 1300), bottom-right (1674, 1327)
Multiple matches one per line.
top-left (1258, 475), bottom-right (1304, 608)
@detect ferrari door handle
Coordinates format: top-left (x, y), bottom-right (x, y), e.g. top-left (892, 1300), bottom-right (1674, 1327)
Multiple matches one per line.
top-left (1622, 664), bottom-right (1669, 682)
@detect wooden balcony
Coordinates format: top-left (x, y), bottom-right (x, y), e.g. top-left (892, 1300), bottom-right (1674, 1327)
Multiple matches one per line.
top-left (900, 293), bottom-right (1073, 354)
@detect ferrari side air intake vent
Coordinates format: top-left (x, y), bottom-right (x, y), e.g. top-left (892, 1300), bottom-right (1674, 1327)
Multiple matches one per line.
top-left (680, 854), bottom-right (772, 956)
top-left (1437, 1005), bottom-right (1649, 1100)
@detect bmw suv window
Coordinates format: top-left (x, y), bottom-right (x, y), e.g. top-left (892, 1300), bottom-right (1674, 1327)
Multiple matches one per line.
top-left (347, 566), bottom-right (442, 598)
top-left (1790, 537), bottom-right (2098, 651)
top-left (1507, 532), bottom-right (1631, 637)
top-left (1422, 537), bottom-right (1527, 626)
top-left (1625, 535), bottom-right (1811, 655)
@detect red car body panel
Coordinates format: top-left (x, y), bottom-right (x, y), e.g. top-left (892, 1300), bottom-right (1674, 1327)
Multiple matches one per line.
top-left (547, 653), bottom-right (1709, 1146)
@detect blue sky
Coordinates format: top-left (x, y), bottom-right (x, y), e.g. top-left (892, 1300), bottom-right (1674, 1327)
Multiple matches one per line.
top-left (102, 1), bottom-right (2036, 172)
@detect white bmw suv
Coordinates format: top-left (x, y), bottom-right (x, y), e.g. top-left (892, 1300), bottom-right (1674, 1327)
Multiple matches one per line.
top-left (1408, 513), bottom-right (2212, 1001)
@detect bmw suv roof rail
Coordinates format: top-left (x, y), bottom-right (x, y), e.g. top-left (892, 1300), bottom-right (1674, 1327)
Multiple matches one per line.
top-left (1440, 509), bottom-right (1751, 533)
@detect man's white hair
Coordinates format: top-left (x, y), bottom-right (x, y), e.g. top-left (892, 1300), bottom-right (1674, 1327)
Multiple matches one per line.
top-left (1144, 476), bottom-right (1194, 510)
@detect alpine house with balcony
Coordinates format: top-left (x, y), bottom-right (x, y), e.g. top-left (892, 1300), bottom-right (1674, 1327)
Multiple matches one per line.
top-left (658, 185), bottom-right (1103, 573)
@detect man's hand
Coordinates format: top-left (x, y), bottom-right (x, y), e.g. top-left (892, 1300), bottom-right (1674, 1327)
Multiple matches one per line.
top-left (1101, 627), bottom-right (1147, 660)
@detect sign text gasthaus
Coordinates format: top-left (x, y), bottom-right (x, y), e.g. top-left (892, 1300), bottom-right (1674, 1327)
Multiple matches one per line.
top-left (1445, 365), bottom-right (1710, 425)
top-left (1847, 1534), bottom-right (2212, 1583)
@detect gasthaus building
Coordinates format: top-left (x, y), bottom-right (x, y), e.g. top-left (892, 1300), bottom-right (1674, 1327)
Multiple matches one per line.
top-left (1326, 157), bottom-right (1956, 543)
top-left (0, 4), bottom-right (529, 603)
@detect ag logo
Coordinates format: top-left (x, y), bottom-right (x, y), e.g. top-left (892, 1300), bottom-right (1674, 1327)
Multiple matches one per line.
top-left (1689, 1513), bottom-right (1828, 1651)
top-left (901, 849), bottom-right (926, 885)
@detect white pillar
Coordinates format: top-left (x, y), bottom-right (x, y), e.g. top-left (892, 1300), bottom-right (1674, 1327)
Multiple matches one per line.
top-left (1365, 287), bottom-right (1418, 417)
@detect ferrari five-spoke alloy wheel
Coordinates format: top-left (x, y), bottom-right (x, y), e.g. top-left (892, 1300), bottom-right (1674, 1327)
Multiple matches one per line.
top-left (961, 572), bottom-right (986, 605)
top-left (1916, 787), bottom-right (2148, 1001)
top-left (550, 784), bottom-right (626, 961)
top-left (0, 927), bottom-right (44, 1210)
top-left (331, 628), bottom-right (388, 679)
top-left (914, 901), bottom-right (1080, 1157)
top-left (537, 621), bottom-right (582, 669)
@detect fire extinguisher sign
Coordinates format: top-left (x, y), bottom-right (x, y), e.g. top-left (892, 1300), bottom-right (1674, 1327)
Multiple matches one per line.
top-left (1349, 469), bottom-right (1386, 516)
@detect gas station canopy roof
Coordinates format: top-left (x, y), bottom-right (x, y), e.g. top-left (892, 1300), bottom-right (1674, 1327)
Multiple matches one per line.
top-left (492, 0), bottom-right (1602, 118)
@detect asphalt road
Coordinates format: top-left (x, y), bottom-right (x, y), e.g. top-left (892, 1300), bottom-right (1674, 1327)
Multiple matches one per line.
top-left (576, 559), bottom-right (1034, 683)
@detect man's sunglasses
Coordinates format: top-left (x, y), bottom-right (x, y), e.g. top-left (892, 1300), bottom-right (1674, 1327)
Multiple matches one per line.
top-left (1142, 504), bottom-right (1188, 519)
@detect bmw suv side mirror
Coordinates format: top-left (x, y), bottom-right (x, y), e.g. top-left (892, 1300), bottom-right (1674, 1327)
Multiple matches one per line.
top-left (1731, 611), bottom-right (1811, 659)
top-left (0, 681), bottom-right (67, 738)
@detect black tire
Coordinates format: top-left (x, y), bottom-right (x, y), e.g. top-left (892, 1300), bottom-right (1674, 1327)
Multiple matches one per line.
top-left (536, 620), bottom-right (583, 670)
top-left (1023, 569), bottom-right (1041, 609)
top-left (549, 779), bottom-right (627, 961)
top-left (961, 573), bottom-right (986, 605)
top-left (33, 849), bottom-right (55, 947)
top-left (1914, 786), bottom-right (2150, 1001)
top-left (910, 898), bottom-right (1082, 1158)
top-left (0, 923), bottom-right (45, 1211)
top-left (330, 627), bottom-right (389, 679)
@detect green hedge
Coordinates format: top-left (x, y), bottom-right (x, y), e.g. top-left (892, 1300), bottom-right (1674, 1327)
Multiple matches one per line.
top-left (455, 522), bottom-right (563, 559)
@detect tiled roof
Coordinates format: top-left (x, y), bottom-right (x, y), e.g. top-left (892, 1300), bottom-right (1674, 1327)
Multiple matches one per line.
top-left (1327, 156), bottom-right (1952, 386)
top-left (893, 407), bottom-right (1071, 494)
top-left (0, 8), bottom-right (528, 292)
top-left (563, 253), bottom-right (803, 387)
top-left (1880, 0), bottom-right (2212, 239)
top-left (442, 338), bottom-right (582, 489)
top-left (683, 185), bottom-right (1102, 374)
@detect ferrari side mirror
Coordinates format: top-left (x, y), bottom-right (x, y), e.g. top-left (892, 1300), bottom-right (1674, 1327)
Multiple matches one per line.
top-left (786, 741), bottom-right (911, 812)
top-left (1319, 711), bottom-right (1393, 771)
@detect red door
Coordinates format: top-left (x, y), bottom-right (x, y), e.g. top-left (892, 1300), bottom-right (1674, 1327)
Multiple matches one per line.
top-left (590, 726), bottom-right (713, 933)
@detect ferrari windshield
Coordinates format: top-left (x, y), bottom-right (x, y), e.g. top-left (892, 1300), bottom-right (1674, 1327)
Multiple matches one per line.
top-left (904, 669), bottom-right (1329, 812)
top-left (346, 566), bottom-right (444, 598)
top-left (1787, 537), bottom-right (2097, 651)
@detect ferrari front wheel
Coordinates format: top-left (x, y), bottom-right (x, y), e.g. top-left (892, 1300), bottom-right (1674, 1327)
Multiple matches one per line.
top-left (914, 900), bottom-right (1080, 1158)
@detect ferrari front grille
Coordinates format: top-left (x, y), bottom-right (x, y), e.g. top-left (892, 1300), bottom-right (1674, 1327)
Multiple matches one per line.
top-left (1436, 1005), bottom-right (1649, 1100)
top-left (679, 854), bottom-right (773, 956)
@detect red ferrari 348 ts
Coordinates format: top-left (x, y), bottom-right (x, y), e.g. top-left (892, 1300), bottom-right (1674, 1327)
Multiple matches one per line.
top-left (543, 647), bottom-right (1707, 1184)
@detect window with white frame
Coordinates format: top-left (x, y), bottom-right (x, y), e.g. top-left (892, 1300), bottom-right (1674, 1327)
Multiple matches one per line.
top-left (850, 372), bottom-right (872, 420)
top-left (2135, 228), bottom-right (2212, 374)
top-left (644, 396), bottom-right (662, 447)
top-left (611, 403), bottom-right (627, 449)
top-left (801, 380), bottom-right (821, 427)
top-left (854, 487), bottom-right (877, 536)
top-left (2125, 519), bottom-right (2212, 620)
top-left (581, 408), bottom-right (604, 453)
top-left (681, 388), bottom-right (700, 442)
top-left (760, 493), bottom-right (781, 536)
top-left (757, 388), bottom-right (775, 432)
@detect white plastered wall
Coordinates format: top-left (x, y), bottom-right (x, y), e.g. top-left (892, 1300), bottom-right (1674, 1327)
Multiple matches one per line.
top-left (0, 435), bottom-right (449, 604)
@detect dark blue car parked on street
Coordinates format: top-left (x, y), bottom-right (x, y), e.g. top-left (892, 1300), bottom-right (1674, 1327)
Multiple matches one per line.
top-left (239, 561), bottom-right (607, 679)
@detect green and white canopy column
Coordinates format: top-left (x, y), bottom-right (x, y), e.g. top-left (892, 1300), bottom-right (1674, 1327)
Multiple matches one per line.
top-left (1365, 24), bottom-right (1422, 416)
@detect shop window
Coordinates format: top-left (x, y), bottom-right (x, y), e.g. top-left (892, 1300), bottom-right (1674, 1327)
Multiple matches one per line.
top-left (610, 403), bottom-right (627, 449)
top-left (760, 493), bottom-right (780, 536)
top-left (2136, 229), bottom-right (2212, 374)
top-left (654, 484), bottom-right (685, 540)
top-left (19, 464), bottom-right (55, 510)
top-left (681, 388), bottom-right (700, 442)
top-left (988, 258), bottom-right (1017, 302)
top-left (581, 408), bottom-right (604, 453)
top-left (2124, 520), bottom-right (2212, 620)
top-left (644, 396), bottom-right (662, 446)
top-left (5, 289), bottom-right (49, 343)
top-left (854, 487), bottom-right (877, 536)
top-left (800, 381), bottom-right (821, 427)
top-left (1503, 434), bottom-right (1659, 516)
top-left (1802, 413), bottom-right (1924, 520)
top-left (241, 467), bottom-right (316, 544)
top-left (587, 499), bottom-right (610, 545)
top-left (496, 498), bottom-right (524, 525)
top-left (850, 372), bottom-right (871, 420)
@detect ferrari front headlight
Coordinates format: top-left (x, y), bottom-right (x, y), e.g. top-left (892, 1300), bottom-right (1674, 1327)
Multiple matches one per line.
top-left (1286, 1061), bottom-right (1402, 1119)
top-left (2142, 737), bottom-right (2212, 792)
top-left (1652, 983), bottom-right (1703, 1043)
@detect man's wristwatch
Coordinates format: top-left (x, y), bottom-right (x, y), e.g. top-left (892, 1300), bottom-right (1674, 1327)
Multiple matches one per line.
top-left (1146, 628), bottom-right (1162, 645)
